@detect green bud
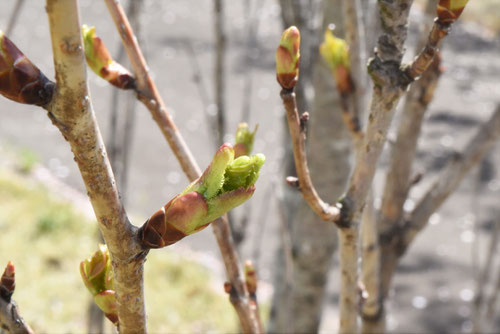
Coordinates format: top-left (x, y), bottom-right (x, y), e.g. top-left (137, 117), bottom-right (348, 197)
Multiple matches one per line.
top-left (437, 0), bottom-right (469, 24)
top-left (82, 25), bottom-right (135, 89)
top-left (80, 245), bottom-right (117, 325)
top-left (234, 123), bottom-right (258, 158)
top-left (319, 30), bottom-right (354, 95)
top-left (275, 26), bottom-right (300, 89)
top-left (140, 144), bottom-right (265, 248)
top-left (94, 290), bottom-right (119, 325)
top-left (0, 31), bottom-right (54, 106)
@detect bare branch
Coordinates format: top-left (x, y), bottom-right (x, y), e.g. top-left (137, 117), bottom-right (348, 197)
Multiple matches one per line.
top-left (214, 0), bottom-right (226, 144)
top-left (379, 1), bottom-right (442, 234)
top-left (45, 0), bottom-right (146, 331)
top-left (280, 89), bottom-right (341, 222)
top-left (404, 105), bottom-right (500, 248)
top-left (103, 1), bottom-right (262, 332)
top-left (103, 0), bottom-right (201, 181)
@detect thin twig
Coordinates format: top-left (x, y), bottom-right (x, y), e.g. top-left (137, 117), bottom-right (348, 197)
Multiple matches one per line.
top-left (103, 1), bottom-right (262, 332)
top-left (214, 0), bottom-right (226, 145)
top-left (404, 105), bottom-right (500, 249)
top-left (45, 0), bottom-right (146, 332)
top-left (5, 0), bottom-right (25, 36)
top-left (280, 89), bottom-right (341, 222)
top-left (474, 216), bottom-right (500, 332)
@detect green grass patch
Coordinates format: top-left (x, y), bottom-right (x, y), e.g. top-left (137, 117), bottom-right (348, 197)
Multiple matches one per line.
top-left (0, 168), bottom-right (237, 333)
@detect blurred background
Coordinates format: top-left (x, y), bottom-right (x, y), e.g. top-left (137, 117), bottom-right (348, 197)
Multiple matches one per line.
top-left (0, 0), bottom-right (499, 333)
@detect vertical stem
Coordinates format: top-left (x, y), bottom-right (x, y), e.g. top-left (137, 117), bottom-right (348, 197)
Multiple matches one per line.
top-left (338, 226), bottom-right (359, 334)
top-left (214, 0), bottom-right (226, 144)
top-left (45, 0), bottom-right (146, 332)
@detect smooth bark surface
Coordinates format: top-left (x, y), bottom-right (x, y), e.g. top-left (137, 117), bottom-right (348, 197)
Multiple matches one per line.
top-left (45, 0), bottom-right (146, 332)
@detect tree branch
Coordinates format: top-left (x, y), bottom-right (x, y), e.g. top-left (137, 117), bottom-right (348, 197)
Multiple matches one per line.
top-left (280, 89), bottom-right (341, 222)
top-left (403, 105), bottom-right (500, 250)
top-left (103, 1), bottom-right (262, 332)
top-left (45, 0), bottom-right (146, 332)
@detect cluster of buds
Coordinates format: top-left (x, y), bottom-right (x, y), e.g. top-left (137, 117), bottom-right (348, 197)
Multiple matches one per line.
top-left (437, 0), bottom-right (469, 24)
top-left (139, 144), bottom-right (265, 248)
top-left (234, 123), bottom-right (258, 158)
top-left (80, 244), bottom-right (118, 325)
top-left (0, 261), bottom-right (15, 303)
top-left (0, 31), bottom-right (54, 106)
top-left (319, 29), bottom-right (354, 96)
top-left (275, 26), bottom-right (300, 90)
top-left (82, 25), bottom-right (135, 90)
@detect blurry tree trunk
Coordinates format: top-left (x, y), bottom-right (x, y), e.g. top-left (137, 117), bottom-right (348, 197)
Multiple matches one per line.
top-left (269, 1), bottom-right (352, 332)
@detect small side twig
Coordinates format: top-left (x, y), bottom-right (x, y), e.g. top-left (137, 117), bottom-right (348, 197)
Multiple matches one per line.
top-left (281, 89), bottom-right (341, 222)
top-left (214, 0), bottom-right (226, 144)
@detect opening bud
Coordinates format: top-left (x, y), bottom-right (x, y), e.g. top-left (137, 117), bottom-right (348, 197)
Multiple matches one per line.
top-left (437, 0), bottom-right (469, 24)
top-left (82, 25), bottom-right (135, 90)
top-left (0, 31), bottom-right (54, 106)
top-left (234, 123), bottom-right (258, 158)
top-left (80, 245), bottom-right (118, 325)
top-left (276, 26), bottom-right (300, 89)
top-left (140, 144), bottom-right (265, 248)
top-left (320, 29), bottom-right (354, 95)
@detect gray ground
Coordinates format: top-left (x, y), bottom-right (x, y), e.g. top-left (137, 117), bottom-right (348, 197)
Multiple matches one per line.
top-left (0, 1), bottom-right (499, 333)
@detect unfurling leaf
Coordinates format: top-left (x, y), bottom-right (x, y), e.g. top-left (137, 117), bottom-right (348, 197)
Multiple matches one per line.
top-left (82, 25), bottom-right (135, 90)
top-left (139, 144), bottom-right (265, 248)
top-left (276, 26), bottom-right (300, 89)
top-left (80, 244), bottom-right (118, 325)
top-left (234, 123), bottom-right (258, 158)
top-left (0, 31), bottom-right (54, 106)
top-left (437, 0), bottom-right (469, 24)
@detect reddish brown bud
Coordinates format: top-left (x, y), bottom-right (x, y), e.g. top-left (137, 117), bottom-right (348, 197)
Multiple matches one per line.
top-left (437, 0), bottom-right (469, 24)
top-left (0, 261), bottom-right (15, 302)
top-left (276, 26), bottom-right (301, 89)
top-left (0, 31), bottom-right (54, 106)
top-left (223, 282), bottom-right (232, 294)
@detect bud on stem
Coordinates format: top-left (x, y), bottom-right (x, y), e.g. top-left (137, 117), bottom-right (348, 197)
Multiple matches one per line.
top-left (0, 31), bottom-right (54, 106)
top-left (139, 144), bottom-right (265, 248)
top-left (80, 245), bottom-right (118, 325)
top-left (234, 123), bottom-right (258, 158)
top-left (0, 261), bottom-right (15, 302)
top-left (276, 26), bottom-right (300, 90)
top-left (82, 25), bottom-right (135, 90)
top-left (320, 30), bottom-right (354, 95)
top-left (437, 0), bottom-right (469, 24)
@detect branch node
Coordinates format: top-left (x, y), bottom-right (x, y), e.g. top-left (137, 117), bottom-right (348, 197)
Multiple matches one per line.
top-left (335, 196), bottom-right (354, 228)
top-left (299, 112), bottom-right (309, 133)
